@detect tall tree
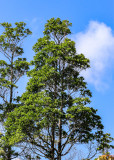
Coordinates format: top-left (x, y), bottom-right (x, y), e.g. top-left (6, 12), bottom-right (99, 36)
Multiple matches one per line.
top-left (4, 18), bottom-right (113, 160)
top-left (0, 22), bottom-right (31, 160)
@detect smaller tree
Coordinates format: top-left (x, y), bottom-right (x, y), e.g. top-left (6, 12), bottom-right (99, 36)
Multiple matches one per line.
top-left (97, 133), bottom-right (114, 155)
top-left (78, 133), bottom-right (114, 160)
top-left (0, 22), bottom-right (32, 160)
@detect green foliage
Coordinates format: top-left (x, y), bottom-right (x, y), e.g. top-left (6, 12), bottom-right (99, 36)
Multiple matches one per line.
top-left (0, 22), bottom-right (31, 160)
top-left (3, 18), bottom-right (113, 160)
top-left (97, 133), bottom-right (114, 153)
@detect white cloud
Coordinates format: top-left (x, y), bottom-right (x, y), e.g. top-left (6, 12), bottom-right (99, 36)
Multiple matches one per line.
top-left (30, 17), bottom-right (39, 38)
top-left (72, 21), bottom-right (114, 91)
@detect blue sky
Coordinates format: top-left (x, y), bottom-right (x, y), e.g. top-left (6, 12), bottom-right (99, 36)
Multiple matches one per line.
top-left (0, 0), bottom-right (114, 159)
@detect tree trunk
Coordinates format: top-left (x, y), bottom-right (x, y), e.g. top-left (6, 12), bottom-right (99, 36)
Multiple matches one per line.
top-left (7, 146), bottom-right (12, 160)
top-left (58, 118), bottom-right (62, 160)
top-left (58, 59), bottom-right (64, 160)
top-left (7, 54), bottom-right (14, 160)
top-left (51, 123), bottom-right (55, 160)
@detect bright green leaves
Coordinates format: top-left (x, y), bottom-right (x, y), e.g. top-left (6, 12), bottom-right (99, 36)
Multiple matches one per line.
top-left (0, 60), bottom-right (7, 66)
top-left (0, 22), bottom-right (32, 40)
top-left (33, 36), bottom-right (50, 52)
top-left (43, 18), bottom-right (72, 43)
top-left (5, 91), bottom-right (61, 145)
top-left (97, 133), bottom-right (114, 152)
top-left (13, 58), bottom-right (30, 83)
top-left (0, 58), bottom-right (29, 89)
top-left (0, 22), bottom-right (32, 59)
top-left (0, 132), bottom-right (6, 160)
top-left (31, 29), bottom-right (90, 98)
top-left (13, 58), bottom-right (29, 72)
top-left (0, 22), bottom-right (31, 99)
top-left (66, 97), bottom-right (104, 143)
top-left (0, 60), bottom-right (8, 78)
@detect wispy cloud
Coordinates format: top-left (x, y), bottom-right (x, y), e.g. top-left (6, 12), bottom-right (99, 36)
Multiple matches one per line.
top-left (72, 21), bottom-right (114, 91)
top-left (28, 17), bottom-right (45, 38)
top-left (29, 17), bottom-right (39, 38)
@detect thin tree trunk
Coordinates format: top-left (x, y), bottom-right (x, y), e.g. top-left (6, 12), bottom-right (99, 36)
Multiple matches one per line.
top-left (7, 54), bottom-right (14, 160)
top-left (58, 60), bottom-right (64, 160)
top-left (10, 55), bottom-right (13, 105)
top-left (7, 146), bottom-right (12, 160)
top-left (58, 118), bottom-right (62, 160)
top-left (51, 124), bottom-right (55, 160)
